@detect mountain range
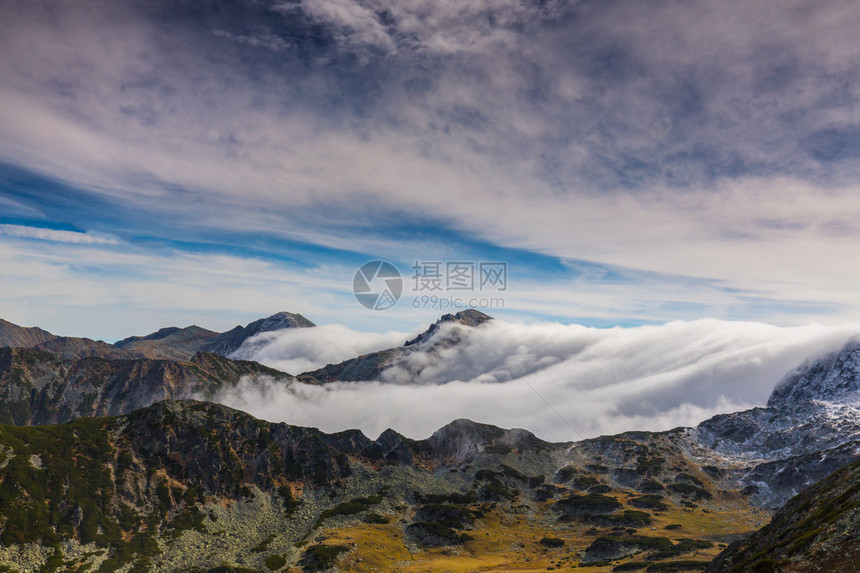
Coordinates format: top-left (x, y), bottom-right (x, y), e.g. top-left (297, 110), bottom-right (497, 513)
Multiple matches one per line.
top-left (0, 311), bottom-right (315, 362)
top-left (0, 311), bottom-right (858, 571)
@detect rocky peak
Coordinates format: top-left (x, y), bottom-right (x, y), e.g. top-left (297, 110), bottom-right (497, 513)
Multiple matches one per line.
top-left (427, 418), bottom-right (545, 462)
top-left (0, 318), bottom-right (58, 348)
top-left (404, 310), bottom-right (492, 347)
top-left (767, 338), bottom-right (860, 410)
top-left (249, 311), bottom-right (316, 331)
top-left (202, 311), bottom-right (316, 357)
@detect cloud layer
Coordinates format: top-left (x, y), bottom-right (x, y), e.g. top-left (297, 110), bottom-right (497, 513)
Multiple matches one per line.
top-left (229, 324), bottom-right (412, 374)
top-left (214, 318), bottom-right (860, 441)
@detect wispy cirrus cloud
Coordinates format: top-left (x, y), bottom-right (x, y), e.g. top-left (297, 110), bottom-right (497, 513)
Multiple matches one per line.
top-left (0, 224), bottom-right (117, 245)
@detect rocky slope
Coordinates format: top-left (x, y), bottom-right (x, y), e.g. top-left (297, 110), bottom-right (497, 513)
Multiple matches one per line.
top-left (115, 326), bottom-right (219, 361)
top-left (707, 457), bottom-right (860, 572)
top-left (0, 400), bottom-right (761, 573)
top-left (305, 309), bottom-right (492, 383)
top-left (0, 319), bottom-right (56, 348)
top-left (32, 336), bottom-right (140, 361)
top-left (688, 338), bottom-right (860, 508)
top-left (0, 348), bottom-right (290, 425)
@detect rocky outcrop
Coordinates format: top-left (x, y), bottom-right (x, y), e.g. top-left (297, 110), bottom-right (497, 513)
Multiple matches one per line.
top-left (404, 309), bottom-right (492, 346)
top-left (708, 457), bottom-right (860, 572)
top-left (305, 310), bottom-right (493, 383)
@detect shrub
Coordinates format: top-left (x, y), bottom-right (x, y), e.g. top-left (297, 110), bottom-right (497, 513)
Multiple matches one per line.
top-left (539, 537), bottom-right (565, 548)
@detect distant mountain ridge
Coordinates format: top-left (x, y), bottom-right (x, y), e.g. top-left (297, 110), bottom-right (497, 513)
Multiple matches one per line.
top-left (0, 318), bottom-right (57, 348)
top-left (0, 311), bottom-right (314, 362)
top-left (115, 325), bottom-right (219, 361)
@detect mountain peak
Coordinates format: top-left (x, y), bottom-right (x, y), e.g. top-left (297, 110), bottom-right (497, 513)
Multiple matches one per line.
top-left (767, 338), bottom-right (860, 409)
top-left (442, 309), bottom-right (493, 326)
top-left (252, 311), bottom-right (316, 331)
top-left (0, 318), bottom-right (58, 348)
top-left (116, 327), bottom-right (183, 346)
top-left (202, 311), bottom-right (315, 357)
top-left (405, 309), bottom-right (492, 347)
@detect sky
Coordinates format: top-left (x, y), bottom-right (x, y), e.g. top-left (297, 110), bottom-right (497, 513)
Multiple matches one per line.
top-left (1, 0), bottom-right (860, 341)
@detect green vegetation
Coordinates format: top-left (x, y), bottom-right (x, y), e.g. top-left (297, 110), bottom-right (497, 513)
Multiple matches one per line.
top-left (539, 537), bottom-right (565, 548)
top-left (636, 456), bottom-right (666, 475)
top-left (318, 495), bottom-right (383, 521)
top-left (613, 563), bottom-right (648, 572)
top-left (639, 479), bottom-right (665, 492)
top-left (414, 503), bottom-right (476, 529)
top-left (299, 544), bottom-right (350, 571)
top-left (630, 494), bottom-right (669, 511)
top-left (264, 554), bottom-right (287, 571)
top-left (318, 501), bottom-right (367, 520)
top-left (276, 485), bottom-right (302, 514)
top-left (556, 493), bottom-right (623, 517)
top-left (415, 489), bottom-right (478, 505)
top-left (406, 521), bottom-right (474, 546)
top-left (648, 538), bottom-right (713, 559)
top-left (600, 510), bottom-right (652, 527)
top-left (557, 465), bottom-right (578, 482)
top-left (644, 561), bottom-right (709, 571)
top-left (668, 482), bottom-right (712, 500)
top-left (362, 513), bottom-right (391, 524)
top-left (674, 472), bottom-right (705, 486)
top-left (572, 475), bottom-right (601, 490)
top-left (474, 471), bottom-right (519, 501)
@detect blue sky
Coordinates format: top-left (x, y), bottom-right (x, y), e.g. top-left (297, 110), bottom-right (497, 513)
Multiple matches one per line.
top-left (1, 0), bottom-right (860, 340)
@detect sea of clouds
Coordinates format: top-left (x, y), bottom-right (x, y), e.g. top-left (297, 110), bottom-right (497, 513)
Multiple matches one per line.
top-left (214, 318), bottom-right (860, 442)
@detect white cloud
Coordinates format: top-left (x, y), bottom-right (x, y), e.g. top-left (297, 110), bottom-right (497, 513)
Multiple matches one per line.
top-left (0, 224), bottom-right (118, 245)
top-left (230, 324), bottom-right (413, 374)
top-left (214, 318), bottom-right (860, 441)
